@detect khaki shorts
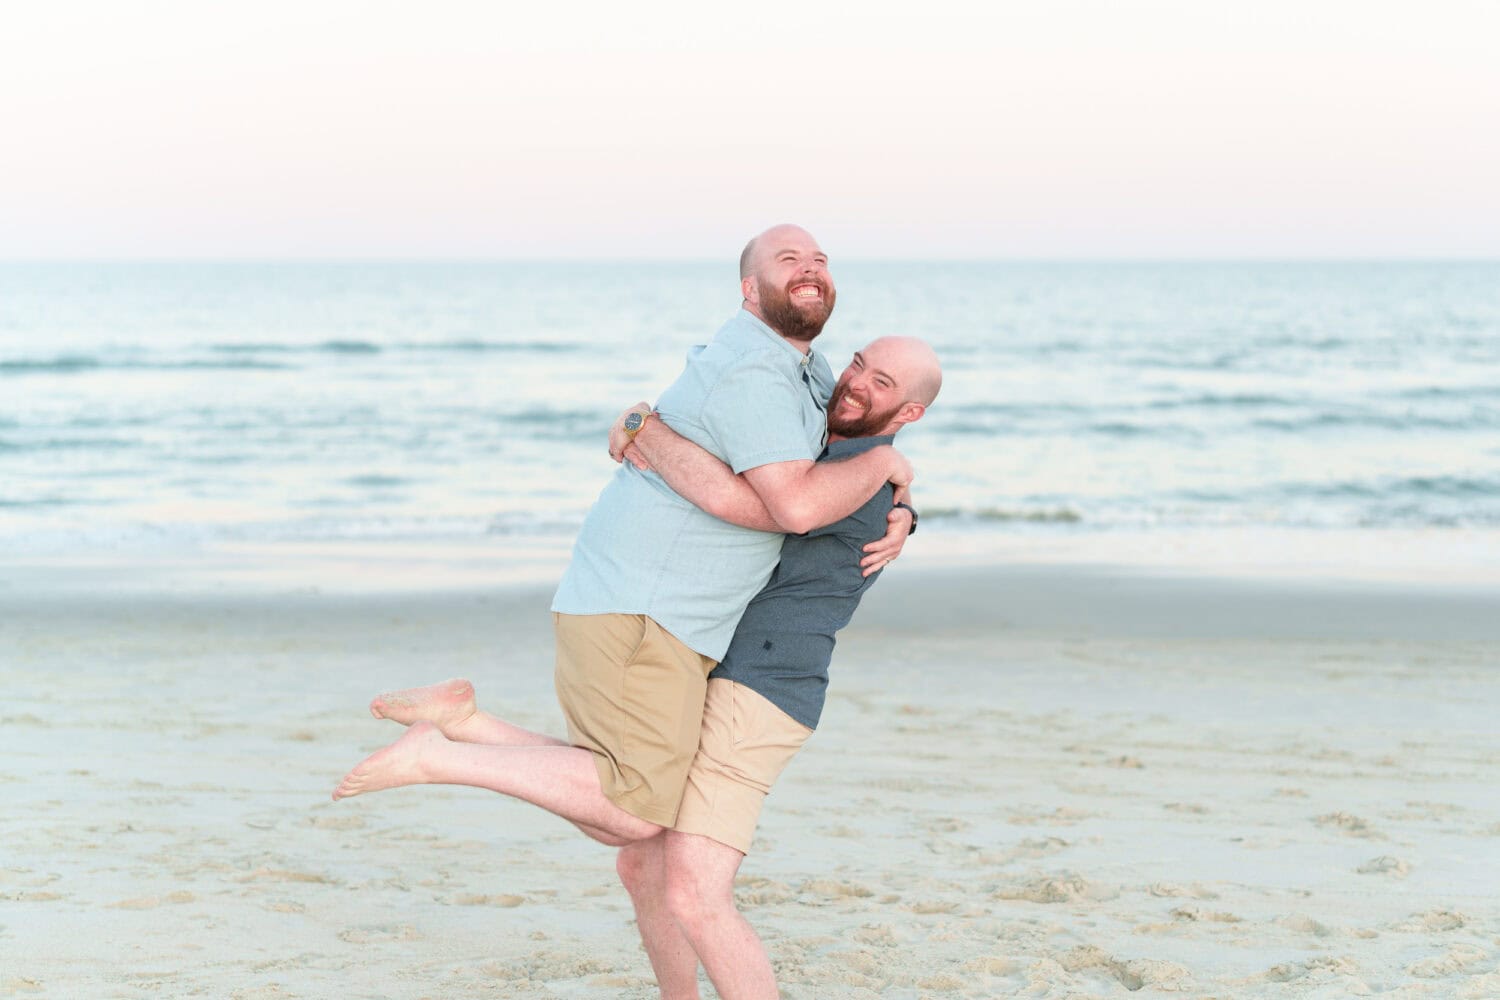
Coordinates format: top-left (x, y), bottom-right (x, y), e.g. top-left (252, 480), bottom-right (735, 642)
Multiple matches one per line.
top-left (673, 678), bottom-right (813, 855)
top-left (553, 613), bottom-right (718, 827)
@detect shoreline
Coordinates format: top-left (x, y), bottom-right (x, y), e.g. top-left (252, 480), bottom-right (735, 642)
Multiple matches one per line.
top-left (4, 528), bottom-right (1498, 997)
top-left (6, 526), bottom-right (1497, 644)
top-left (7, 522), bottom-right (1499, 592)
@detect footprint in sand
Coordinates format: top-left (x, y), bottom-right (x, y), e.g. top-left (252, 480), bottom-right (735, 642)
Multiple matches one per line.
top-left (995, 873), bottom-right (1118, 904)
top-left (1060, 945), bottom-right (1191, 992)
top-left (1314, 811), bottom-right (1382, 839)
top-left (1149, 882), bottom-right (1220, 900)
top-left (1263, 955), bottom-right (1361, 984)
top-left (1407, 944), bottom-right (1488, 978)
top-left (1393, 909), bottom-right (1467, 932)
top-left (337, 924), bottom-right (422, 944)
top-left (798, 878), bottom-right (874, 902)
top-left (1276, 914), bottom-right (1335, 937)
top-left (1172, 906), bottom-right (1242, 923)
top-left (450, 893), bottom-right (525, 907)
top-left (108, 891), bottom-right (195, 909)
top-left (1356, 855), bottom-right (1411, 877)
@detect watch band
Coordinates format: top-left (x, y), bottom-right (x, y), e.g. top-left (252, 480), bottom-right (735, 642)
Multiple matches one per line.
top-left (893, 501), bottom-right (918, 535)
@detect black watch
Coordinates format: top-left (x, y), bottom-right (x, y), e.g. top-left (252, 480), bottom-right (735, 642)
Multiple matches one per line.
top-left (893, 502), bottom-right (918, 535)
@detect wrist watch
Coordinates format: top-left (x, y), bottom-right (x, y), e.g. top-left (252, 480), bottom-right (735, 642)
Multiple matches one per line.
top-left (623, 410), bottom-right (654, 439)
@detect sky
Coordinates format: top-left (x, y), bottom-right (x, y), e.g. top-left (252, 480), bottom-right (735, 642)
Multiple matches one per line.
top-left (2, 0), bottom-right (1497, 259)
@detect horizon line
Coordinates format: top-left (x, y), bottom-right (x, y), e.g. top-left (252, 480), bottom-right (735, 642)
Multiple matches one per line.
top-left (3, 255), bottom-right (1499, 265)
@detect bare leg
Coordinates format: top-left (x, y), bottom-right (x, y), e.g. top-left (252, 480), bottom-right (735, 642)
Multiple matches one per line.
top-left (368, 679), bottom-right (619, 843)
top-left (664, 831), bottom-right (777, 1000)
top-left (370, 678), bottom-right (563, 747)
top-left (332, 722), bottom-right (662, 846)
top-left (617, 838), bottom-right (702, 1000)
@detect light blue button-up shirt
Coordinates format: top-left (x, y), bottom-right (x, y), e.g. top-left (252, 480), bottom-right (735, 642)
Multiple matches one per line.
top-left (552, 310), bottom-right (835, 659)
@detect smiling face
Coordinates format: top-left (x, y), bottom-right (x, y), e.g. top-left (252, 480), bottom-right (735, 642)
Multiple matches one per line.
top-left (827, 350), bottom-right (905, 437)
top-left (826, 336), bottom-right (941, 440)
top-left (741, 225), bottom-right (836, 346)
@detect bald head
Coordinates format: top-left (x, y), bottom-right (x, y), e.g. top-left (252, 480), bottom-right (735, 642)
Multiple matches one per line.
top-left (739, 224), bottom-right (819, 280)
top-left (870, 335), bottom-right (943, 407)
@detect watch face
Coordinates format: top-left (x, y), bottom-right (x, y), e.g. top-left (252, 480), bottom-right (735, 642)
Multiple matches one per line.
top-left (624, 412), bottom-right (645, 434)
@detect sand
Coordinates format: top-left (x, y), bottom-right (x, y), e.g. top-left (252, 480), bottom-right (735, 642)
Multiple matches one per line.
top-left (3, 536), bottom-right (1498, 998)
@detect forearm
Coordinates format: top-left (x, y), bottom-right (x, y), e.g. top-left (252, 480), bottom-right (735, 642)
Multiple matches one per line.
top-left (743, 447), bottom-right (906, 535)
top-left (631, 419), bottom-right (780, 531)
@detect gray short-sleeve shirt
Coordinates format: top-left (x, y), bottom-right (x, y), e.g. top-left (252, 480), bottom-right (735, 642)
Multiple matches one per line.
top-left (709, 434), bottom-right (896, 730)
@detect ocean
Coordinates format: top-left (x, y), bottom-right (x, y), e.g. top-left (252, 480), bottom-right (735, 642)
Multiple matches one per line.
top-left (3, 260), bottom-right (1498, 558)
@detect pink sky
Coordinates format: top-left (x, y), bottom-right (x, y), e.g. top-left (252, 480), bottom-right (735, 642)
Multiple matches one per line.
top-left (3, 1), bottom-right (1496, 259)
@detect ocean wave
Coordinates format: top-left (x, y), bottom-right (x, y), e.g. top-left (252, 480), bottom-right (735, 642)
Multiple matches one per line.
top-left (1278, 470), bottom-right (1500, 497)
top-left (416, 339), bottom-right (585, 354)
top-left (206, 339), bottom-right (585, 355)
top-left (209, 343), bottom-right (293, 354)
top-left (0, 497), bottom-right (90, 508)
top-left (0, 435), bottom-right (141, 452)
top-left (1146, 393), bottom-right (1295, 409)
top-left (1389, 474), bottom-right (1500, 498)
top-left (169, 360), bottom-right (294, 371)
top-left (1391, 384), bottom-right (1500, 401)
top-left (1252, 412), bottom-right (1496, 432)
top-left (1, 355), bottom-right (103, 374)
top-left (205, 338), bottom-right (382, 355)
top-left (950, 401), bottom-right (1093, 416)
top-left (507, 408), bottom-right (609, 431)
top-left (1088, 421), bottom-right (1155, 438)
top-left (924, 506), bottom-right (1084, 524)
top-left (318, 339), bottom-right (382, 354)
top-left (1, 355), bottom-right (294, 374)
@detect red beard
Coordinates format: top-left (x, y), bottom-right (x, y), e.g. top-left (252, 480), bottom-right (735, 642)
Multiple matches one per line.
top-left (756, 275), bottom-right (835, 341)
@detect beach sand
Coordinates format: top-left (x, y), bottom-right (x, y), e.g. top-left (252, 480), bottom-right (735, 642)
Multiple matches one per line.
top-left (3, 537), bottom-right (1498, 998)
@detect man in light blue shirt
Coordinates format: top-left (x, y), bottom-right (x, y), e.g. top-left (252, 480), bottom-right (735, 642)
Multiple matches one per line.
top-left (551, 306), bottom-right (835, 660)
top-left (550, 225), bottom-right (913, 831)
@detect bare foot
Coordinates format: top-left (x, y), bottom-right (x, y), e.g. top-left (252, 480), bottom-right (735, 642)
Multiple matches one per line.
top-left (370, 678), bottom-right (478, 732)
top-left (332, 721), bottom-right (447, 800)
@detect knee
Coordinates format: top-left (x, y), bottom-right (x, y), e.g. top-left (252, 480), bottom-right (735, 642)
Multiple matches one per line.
top-left (664, 869), bottom-right (721, 932)
top-left (615, 843), bottom-right (657, 896)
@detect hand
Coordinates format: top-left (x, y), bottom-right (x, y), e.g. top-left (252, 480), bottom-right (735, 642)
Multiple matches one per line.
top-left (884, 447), bottom-right (914, 491)
top-left (859, 504), bottom-right (913, 577)
top-left (622, 441), bottom-right (652, 472)
top-left (608, 401), bottom-right (653, 463)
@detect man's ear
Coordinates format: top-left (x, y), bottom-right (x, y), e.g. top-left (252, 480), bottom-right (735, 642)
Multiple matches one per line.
top-left (741, 275), bottom-right (759, 304)
top-left (893, 401), bottom-right (926, 428)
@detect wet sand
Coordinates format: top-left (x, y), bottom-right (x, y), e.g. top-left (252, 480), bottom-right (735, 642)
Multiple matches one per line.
top-left (3, 541), bottom-right (1498, 998)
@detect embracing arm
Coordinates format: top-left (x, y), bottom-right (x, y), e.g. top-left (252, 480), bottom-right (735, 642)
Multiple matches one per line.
top-left (737, 449), bottom-right (911, 535)
top-left (608, 406), bottom-right (916, 562)
top-left (622, 415), bottom-right (781, 531)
